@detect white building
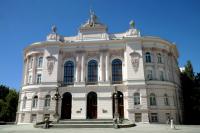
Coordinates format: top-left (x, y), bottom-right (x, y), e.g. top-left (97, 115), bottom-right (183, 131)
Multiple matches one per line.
top-left (16, 11), bottom-right (183, 124)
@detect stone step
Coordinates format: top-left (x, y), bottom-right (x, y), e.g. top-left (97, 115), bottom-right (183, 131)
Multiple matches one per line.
top-left (59, 119), bottom-right (113, 121)
top-left (58, 121), bottom-right (113, 124)
top-left (34, 119), bottom-right (135, 128)
top-left (51, 123), bottom-right (114, 128)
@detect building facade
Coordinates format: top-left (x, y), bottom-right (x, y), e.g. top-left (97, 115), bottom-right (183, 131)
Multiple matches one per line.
top-left (16, 12), bottom-right (183, 124)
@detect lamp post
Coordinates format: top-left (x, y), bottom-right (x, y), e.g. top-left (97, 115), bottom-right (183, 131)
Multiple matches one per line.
top-left (52, 85), bottom-right (61, 123)
top-left (113, 87), bottom-right (119, 128)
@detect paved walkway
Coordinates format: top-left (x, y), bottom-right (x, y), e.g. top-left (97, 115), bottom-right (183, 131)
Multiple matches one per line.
top-left (0, 124), bottom-right (200, 133)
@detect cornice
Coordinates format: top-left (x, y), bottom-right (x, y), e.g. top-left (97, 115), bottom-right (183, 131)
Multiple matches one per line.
top-left (23, 36), bottom-right (178, 57)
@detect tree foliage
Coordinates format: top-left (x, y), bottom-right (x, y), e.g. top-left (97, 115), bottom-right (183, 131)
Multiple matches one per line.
top-left (0, 85), bottom-right (18, 122)
top-left (181, 61), bottom-right (200, 124)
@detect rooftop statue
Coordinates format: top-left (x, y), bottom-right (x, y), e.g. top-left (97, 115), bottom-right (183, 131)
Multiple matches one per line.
top-left (89, 10), bottom-right (98, 27)
top-left (51, 25), bottom-right (57, 33)
top-left (129, 20), bottom-right (135, 28)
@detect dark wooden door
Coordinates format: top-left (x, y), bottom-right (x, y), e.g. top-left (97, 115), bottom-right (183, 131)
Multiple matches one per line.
top-left (87, 92), bottom-right (97, 119)
top-left (61, 92), bottom-right (72, 119)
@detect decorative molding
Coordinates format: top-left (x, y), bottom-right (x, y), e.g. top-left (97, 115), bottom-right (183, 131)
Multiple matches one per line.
top-left (130, 51), bottom-right (141, 72)
top-left (46, 55), bottom-right (57, 75)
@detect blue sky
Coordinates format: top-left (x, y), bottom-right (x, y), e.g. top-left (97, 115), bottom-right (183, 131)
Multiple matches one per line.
top-left (0, 0), bottom-right (200, 90)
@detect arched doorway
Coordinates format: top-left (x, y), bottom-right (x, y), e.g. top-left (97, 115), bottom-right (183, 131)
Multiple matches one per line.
top-left (112, 91), bottom-right (124, 119)
top-left (61, 92), bottom-right (72, 119)
top-left (87, 92), bottom-right (97, 119)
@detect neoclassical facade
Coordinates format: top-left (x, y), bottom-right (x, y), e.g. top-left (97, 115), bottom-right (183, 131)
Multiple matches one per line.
top-left (16, 12), bottom-right (183, 124)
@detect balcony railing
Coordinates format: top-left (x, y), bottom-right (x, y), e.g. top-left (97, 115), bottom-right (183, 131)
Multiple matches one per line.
top-left (112, 80), bottom-right (123, 84)
top-left (86, 81), bottom-right (98, 85)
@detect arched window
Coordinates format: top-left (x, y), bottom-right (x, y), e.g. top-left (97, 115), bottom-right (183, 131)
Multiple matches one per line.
top-left (32, 96), bottom-right (38, 108)
top-left (157, 53), bottom-right (162, 63)
top-left (150, 93), bottom-right (156, 106)
top-left (112, 59), bottom-right (122, 83)
top-left (164, 94), bottom-right (169, 106)
top-left (22, 96), bottom-right (27, 109)
top-left (37, 57), bottom-right (43, 68)
top-left (64, 61), bottom-right (74, 85)
top-left (44, 95), bottom-right (51, 107)
top-left (87, 60), bottom-right (98, 84)
top-left (145, 52), bottom-right (151, 63)
top-left (134, 93), bottom-right (140, 105)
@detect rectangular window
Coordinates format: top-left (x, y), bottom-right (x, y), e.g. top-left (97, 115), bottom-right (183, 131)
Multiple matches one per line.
top-left (160, 71), bottom-right (164, 81)
top-left (28, 75), bottom-right (32, 84)
top-left (29, 57), bottom-right (33, 69)
top-left (31, 114), bottom-right (37, 123)
top-left (36, 74), bottom-right (42, 84)
top-left (37, 57), bottom-right (43, 68)
top-left (21, 113), bottom-right (25, 123)
top-left (135, 113), bottom-right (142, 122)
top-left (151, 113), bottom-right (158, 122)
top-left (147, 70), bottom-right (153, 80)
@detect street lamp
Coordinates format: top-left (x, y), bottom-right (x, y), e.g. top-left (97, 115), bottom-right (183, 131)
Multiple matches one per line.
top-left (52, 85), bottom-right (61, 123)
top-left (113, 86), bottom-right (119, 128)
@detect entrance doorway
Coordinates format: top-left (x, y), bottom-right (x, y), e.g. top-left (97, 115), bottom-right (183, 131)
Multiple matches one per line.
top-left (61, 92), bottom-right (72, 119)
top-left (112, 91), bottom-right (124, 118)
top-left (87, 92), bottom-right (97, 119)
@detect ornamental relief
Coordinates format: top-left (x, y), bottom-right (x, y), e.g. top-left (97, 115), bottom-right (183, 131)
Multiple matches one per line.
top-left (46, 55), bottom-right (57, 75)
top-left (130, 51), bottom-right (141, 72)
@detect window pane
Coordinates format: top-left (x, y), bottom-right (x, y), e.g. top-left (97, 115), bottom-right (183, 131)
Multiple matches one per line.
top-left (87, 60), bottom-right (98, 83)
top-left (64, 61), bottom-right (74, 85)
top-left (112, 59), bottom-right (122, 83)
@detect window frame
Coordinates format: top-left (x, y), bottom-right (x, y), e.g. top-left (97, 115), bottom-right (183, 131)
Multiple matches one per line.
top-left (112, 59), bottom-right (122, 84)
top-left (44, 95), bottom-right (51, 107)
top-left (134, 92), bottom-right (140, 105)
top-left (32, 96), bottom-right (38, 108)
top-left (87, 60), bottom-right (98, 84)
top-left (64, 61), bottom-right (75, 85)
top-left (164, 94), bottom-right (169, 106)
top-left (145, 52), bottom-right (151, 63)
top-left (36, 74), bottom-right (42, 84)
top-left (37, 57), bottom-right (43, 68)
top-left (157, 53), bottom-right (162, 63)
top-left (22, 96), bottom-right (27, 109)
top-left (150, 93), bottom-right (157, 106)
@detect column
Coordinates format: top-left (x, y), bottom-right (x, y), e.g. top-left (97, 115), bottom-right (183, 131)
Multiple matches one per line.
top-left (153, 51), bottom-right (157, 80)
top-left (81, 53), bottom-right (85, 83)
top-left (32, 56), bottom-right (37, 84)
top-left (105, 52), bottom-right (110, 82)
top-left (99, 52), bottom-right (104, 82)
top-left (24, 58), bottom-right (29, 85)
top-left (75, 54), bottom-right (80, 82)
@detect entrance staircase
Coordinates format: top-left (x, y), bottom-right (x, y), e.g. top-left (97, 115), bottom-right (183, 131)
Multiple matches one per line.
top-left (51, 119), bottom-right (114, 128)
top-left (34, 119), bottom-right (136, 128)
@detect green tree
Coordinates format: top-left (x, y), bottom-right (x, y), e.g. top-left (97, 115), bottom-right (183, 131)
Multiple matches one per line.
top-left (0, 85), bottom-right (9, 100)
top-left (0, 87), bottom-right (18, 122)
top-left (183, 60), bottom-right (194, 80)
top-left (181, 60), bottom-right (200, 124)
